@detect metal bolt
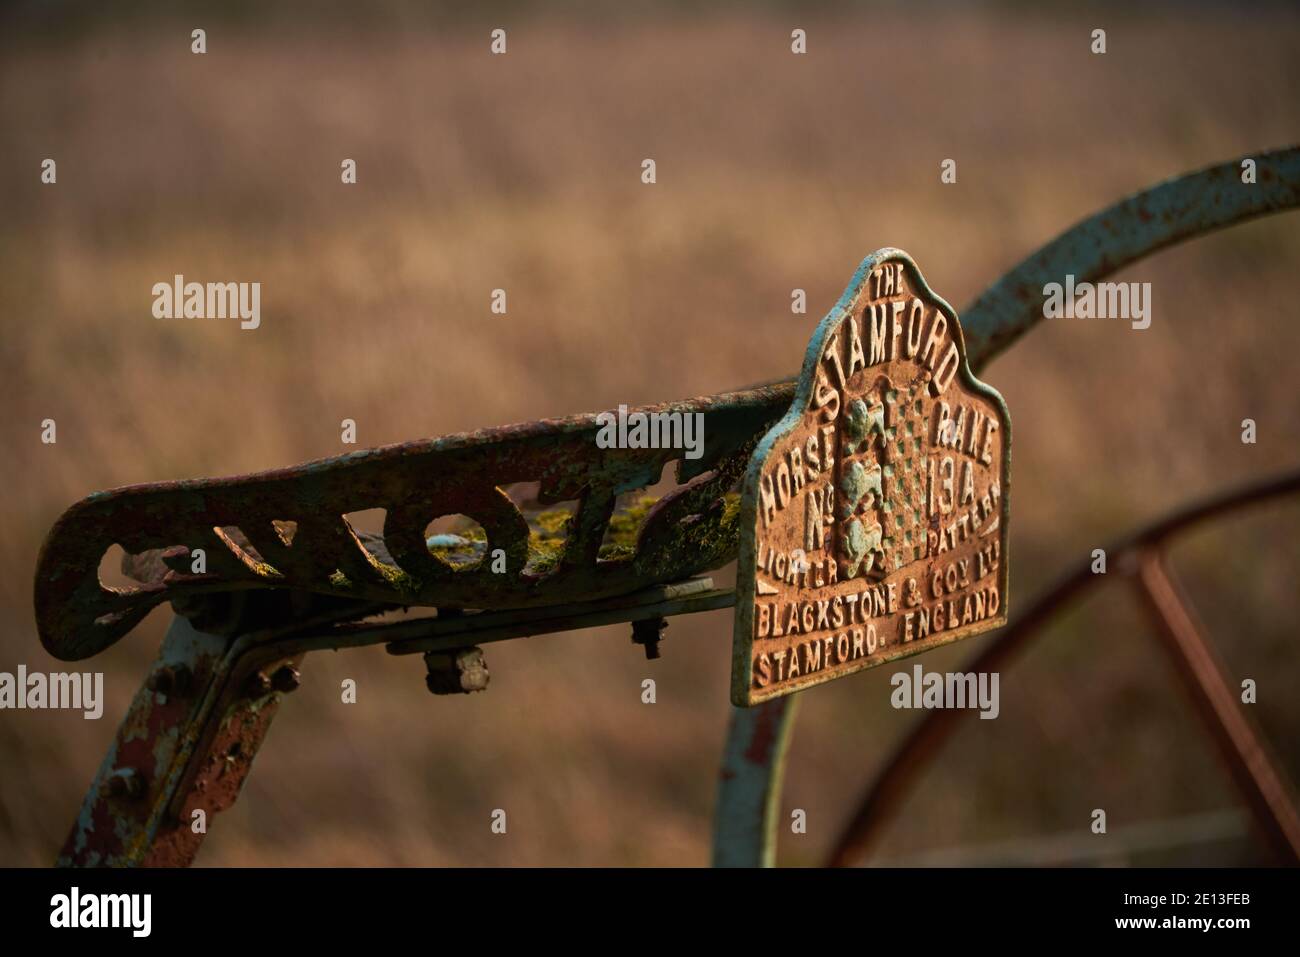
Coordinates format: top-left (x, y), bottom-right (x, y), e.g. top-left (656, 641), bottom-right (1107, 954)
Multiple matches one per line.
top-left (270, 665), bottom-right (301, 693)
top-left (147, 667), bottom-right (174, 695)
top-left (147, 664), bottom-right (192, 697)
top-left (424, 647), bottom-right (489, 695)
top-left (103, 768), bottom-right (145, 799)
top-left (631, 617), bottom-right (667, 660)
top-left (244, 671), bottom-right (272, 698)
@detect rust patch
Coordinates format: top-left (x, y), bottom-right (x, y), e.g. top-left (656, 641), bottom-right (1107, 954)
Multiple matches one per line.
top-left (142, 658), bottom-right (298, 868)
top-left (742, 699), bottom-right (784, 765)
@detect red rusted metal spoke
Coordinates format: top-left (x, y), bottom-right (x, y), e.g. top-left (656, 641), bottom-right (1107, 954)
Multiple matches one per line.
top-left (825, 469), bottom-right (1300, 868)
top-left (1133, 551), bottom-right (1300, 864)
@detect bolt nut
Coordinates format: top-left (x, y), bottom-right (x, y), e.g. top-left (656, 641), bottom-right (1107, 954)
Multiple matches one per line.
top-left (103, 768), bottom-right (145, 799)
top-left (270, 665), bottom-right (301, 693)
top-left (244, 671), bottom-right (273, 698)
top-left (424, 647), bottom-right (489, 695)
top-left (147, 664), bottom-right (193, 697)
top-left (631, 617), bottom-right (668, 660)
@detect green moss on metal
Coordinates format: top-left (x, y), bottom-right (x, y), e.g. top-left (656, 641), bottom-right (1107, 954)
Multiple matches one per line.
top-left (525, 508), bottom-right (571, 574)
top-left (599, 496), bottom-right (658, 556)
top-left (335, 490), bottom-right (741, 587)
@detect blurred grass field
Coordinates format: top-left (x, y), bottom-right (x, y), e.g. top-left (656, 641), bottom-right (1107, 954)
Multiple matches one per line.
top-left (1, 3), bottom-right (1299, 866)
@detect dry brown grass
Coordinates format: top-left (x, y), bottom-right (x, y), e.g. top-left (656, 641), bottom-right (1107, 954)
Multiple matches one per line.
top-left (1, 6), bottom-right (1298, 866)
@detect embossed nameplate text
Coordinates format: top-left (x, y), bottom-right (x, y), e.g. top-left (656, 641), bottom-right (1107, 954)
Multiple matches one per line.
top-left (731, 249), bottom-right (1011, 706)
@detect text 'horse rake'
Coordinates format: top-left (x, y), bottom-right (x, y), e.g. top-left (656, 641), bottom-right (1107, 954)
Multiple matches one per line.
top-left (34, 147), bottom-right (1300, 867)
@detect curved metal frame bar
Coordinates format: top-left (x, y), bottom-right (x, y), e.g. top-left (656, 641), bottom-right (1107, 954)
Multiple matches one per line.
top-left (961, 146), bottom-right (1300, 366)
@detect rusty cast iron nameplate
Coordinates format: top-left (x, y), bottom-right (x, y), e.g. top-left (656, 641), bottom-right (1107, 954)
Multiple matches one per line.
top-left (731, 249), bottom-right (1011, 706)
